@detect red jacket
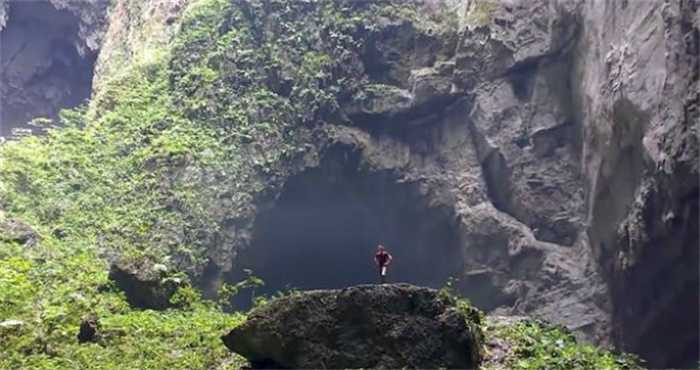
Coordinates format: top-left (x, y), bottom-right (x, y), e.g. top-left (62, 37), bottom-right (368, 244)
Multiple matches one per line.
top-left (375, 251), bottom-right (392, 267)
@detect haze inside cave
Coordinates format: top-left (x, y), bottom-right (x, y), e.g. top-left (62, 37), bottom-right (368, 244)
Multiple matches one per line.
top-left (228, 148), bottom-right (463, 307)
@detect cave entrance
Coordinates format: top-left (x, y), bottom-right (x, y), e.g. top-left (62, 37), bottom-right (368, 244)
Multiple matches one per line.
top-left (228, 147), bottom-right (463, 307)
top-left (0, 0), bottom-right (97, 136)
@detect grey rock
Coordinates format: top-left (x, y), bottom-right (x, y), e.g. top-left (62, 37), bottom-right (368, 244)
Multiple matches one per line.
top-left (0, 217), bottom-right (40, 247)
top-left (574, 0), bottom-right (699, 366)
top-left (0, 319), bottom-right (25, 329)
top-left (108, 260), bottom-right (184, 310)
top-left (343, 84), bottom-right (414, 122)
top-left (222, 284), bottom-right (482, 369)
top-left (0, 0), bottom-right (7, 30)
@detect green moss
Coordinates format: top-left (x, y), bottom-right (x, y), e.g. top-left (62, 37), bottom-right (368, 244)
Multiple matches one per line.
top-left (483, 318), bottom-right (643, 370)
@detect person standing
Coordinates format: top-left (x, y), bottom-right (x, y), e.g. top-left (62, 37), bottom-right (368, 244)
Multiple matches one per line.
top-left (374, 244), bottom-right (393, 284)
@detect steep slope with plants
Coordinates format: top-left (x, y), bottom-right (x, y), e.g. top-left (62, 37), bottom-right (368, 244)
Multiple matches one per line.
top-left (0, 212), bottom-right (248, 369)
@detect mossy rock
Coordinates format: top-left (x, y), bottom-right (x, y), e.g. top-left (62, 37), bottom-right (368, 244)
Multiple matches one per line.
top-left (222, 283), bottom-right (483, 369)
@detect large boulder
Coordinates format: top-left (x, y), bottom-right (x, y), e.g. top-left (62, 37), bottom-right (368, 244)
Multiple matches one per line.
top-left (0, 216), bottom-right (39, 247)
top-left (108, 259), bottom-right (185, 310)
top-left (222, 284), bottom-right (483, 369)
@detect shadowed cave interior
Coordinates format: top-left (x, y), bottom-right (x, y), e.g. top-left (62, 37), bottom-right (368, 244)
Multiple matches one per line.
top-left (0, 0), bottom-right (96, 136)
top-left (228, 148), bottom-right (464, 307)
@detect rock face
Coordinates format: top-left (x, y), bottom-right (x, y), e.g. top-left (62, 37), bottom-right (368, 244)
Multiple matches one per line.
top-left (108, 260), bottom-right (185, 310)
top-left (222, 284), bottom-right (483, 369)
top-left (211, 0), bottom-right (614, 349)
top-left (0, 0), bottom-right (107, 136)
top-left (233, 0), bottom-right (614, 344)
top-left (91, 0), bottom-right (187, 98)
top-left (573, 1), bottom-right (699, 366)
top-left (22, 0), bottom-right (694, 367)
top-left (228, 0), bottom-right (696, 364)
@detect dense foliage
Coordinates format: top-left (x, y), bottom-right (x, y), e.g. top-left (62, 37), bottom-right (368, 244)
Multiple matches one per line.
top-left (437, 282), bottom-right (641, 370)
top-left (0, 216), bottom-right (246, 369)
top-left (483, 317), bottom-right (643, 370)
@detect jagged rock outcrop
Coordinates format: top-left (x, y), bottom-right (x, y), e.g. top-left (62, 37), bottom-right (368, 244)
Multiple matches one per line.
top-left (84, 1), bottom-right (696, 365)
top-left (222, 284), bottom-right (483, 369)
top-left (311, 0), bottom-right (611, 346)
top-left (0, 0), bottom-right (107, 136)
top-left (0, 215), bottom-right (39, 247)
top-left (108, 260), bottom-right (186, 310)
top-left (91, 0), bottom-right (187, 99)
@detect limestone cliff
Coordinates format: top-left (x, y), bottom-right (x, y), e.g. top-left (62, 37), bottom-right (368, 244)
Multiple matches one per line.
top-left (0, 0), bottom-right (696, 367)
top-left (574, 1), bottom-right (698, 366)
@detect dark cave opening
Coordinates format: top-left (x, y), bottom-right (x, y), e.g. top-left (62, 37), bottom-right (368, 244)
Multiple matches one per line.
top-left (228, 147), bottom-right (464, 307)
top-left (0, 0), bottom-right (97, 136)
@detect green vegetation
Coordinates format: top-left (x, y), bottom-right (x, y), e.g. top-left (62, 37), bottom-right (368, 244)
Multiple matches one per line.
top-left (437, 278), bottom-right (642, 370)
top-left (483, 317), bottom-right (643, 370)
top-left (0, 216), bottom-right (247, 369)
top-left (439, 277), bottom-right (486, 327)
top-left (0, 0), bottom-right (647, 368)
top-left (0, 1), bottom-right (439, 368)
top-left (0, 0), bottom-right (437, 271)
top-left (217, 269), bottom-right (265, 310)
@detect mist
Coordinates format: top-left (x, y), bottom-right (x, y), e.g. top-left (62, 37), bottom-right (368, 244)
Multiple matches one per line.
top-left (228, 147), bottom-right (463, 307)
